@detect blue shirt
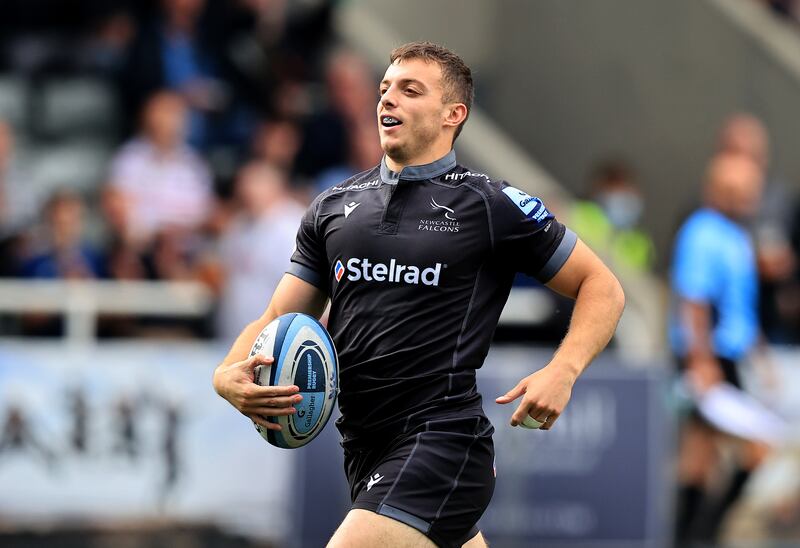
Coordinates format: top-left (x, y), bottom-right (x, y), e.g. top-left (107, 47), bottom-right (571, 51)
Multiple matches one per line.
top-left (669, 208), bottom-right (758, 360)
top-left (161, 29), bottom-right (209, 147)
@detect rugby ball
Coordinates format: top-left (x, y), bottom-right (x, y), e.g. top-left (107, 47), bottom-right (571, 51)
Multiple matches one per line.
top-left (249, 313), bottom-right (338, 449)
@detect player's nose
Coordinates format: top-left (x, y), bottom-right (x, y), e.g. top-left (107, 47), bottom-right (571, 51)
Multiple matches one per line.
top-left (379, 89), bottom-right (398, 109)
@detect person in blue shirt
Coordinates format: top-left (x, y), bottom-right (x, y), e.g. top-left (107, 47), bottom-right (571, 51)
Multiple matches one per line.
top-left (670, 153), bottom-right (769, 545)
top-left (22, 190), bottom-right (105, 280)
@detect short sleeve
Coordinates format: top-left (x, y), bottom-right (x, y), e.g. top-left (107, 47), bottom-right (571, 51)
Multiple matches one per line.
top-left (671, 223), bottom-right (716, 302)
top-left (287, 196), bottom-right (329, 291)
top-left (493, 184), bottom-right (577, 282)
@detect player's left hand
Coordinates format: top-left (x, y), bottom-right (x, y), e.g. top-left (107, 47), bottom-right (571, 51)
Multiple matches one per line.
top-left (495, 363), bottom-right (577, 430)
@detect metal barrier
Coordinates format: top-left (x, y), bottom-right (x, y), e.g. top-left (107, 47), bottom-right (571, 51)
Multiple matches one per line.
top-left (0, 279), bottom-right (214, 344)
top-left (0, 279), bottom-right (557, 344)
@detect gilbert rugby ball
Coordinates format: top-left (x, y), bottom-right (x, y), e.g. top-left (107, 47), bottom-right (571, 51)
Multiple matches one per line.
top-left (249, 313), bottom-right (338, 449)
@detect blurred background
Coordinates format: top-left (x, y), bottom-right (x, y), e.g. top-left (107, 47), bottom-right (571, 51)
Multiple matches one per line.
top-left (1, 0), bottom-right (800, 546)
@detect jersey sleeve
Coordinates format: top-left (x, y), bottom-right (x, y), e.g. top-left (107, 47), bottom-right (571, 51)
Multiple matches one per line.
top-left (492, 184), bottom-right (577, 282)
top-left (287, 195), bottom-right (328, 291)
top-left (671, 222), bottom-right (716, 302)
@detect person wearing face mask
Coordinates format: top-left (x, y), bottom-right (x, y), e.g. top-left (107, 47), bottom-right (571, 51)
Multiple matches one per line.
top-left (569, 160), bottom-right (655, 274)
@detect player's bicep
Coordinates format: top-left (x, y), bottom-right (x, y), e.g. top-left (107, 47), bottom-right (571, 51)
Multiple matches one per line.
top-left (544, 238), bottom-right (611, 299)
top-left (262, 274), bottom-right (328, 321)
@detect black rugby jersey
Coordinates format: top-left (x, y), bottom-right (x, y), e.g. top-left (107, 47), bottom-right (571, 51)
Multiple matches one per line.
top-left (288, 150), bottom-right (577, 446)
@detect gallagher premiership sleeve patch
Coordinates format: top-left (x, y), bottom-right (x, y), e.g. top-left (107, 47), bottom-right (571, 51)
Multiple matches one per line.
top-left (502, 186), bottom-right (550, 222)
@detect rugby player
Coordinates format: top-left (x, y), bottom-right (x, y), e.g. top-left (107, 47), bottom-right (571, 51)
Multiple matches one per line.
top-left (213, 41), bottom-right (625, 548)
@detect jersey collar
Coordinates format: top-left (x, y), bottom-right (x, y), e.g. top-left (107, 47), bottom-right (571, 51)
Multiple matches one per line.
top-left (380, 150), bottom-right (457, 184)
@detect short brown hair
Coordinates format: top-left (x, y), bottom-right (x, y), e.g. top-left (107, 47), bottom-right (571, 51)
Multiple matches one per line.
top-left (390, 41), bottom-right (473, 141)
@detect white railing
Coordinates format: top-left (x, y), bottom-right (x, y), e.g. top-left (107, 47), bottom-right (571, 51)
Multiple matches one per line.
top-left (0, 279), bottom-right (558, 346)
top-left (0, 279), bottom-right (214, 345)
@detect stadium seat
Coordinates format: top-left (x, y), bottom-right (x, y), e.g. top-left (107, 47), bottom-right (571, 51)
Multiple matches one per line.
top-left (37, 78), bottom-right (118, 140)
top-left (0, 76), bottom-right (28, 129)
top-left (30, 142), bottom-right (112, 194)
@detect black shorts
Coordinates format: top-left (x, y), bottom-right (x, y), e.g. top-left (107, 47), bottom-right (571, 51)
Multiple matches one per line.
top-left (343, 415), bottom-right (495, 548)
top-left (676, 355), bottom-right (742, 388)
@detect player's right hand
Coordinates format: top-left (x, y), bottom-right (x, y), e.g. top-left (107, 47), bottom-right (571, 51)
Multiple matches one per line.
top-left (212, 354), bottom-right (302, 431)
top-left (686, 354), bottom-right (723, 394)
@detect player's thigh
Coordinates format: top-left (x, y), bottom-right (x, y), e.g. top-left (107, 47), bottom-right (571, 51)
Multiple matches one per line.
top-left (350, 417), bottom-right (495, 547)
top-left (327, 508), bottom-right (436, 548)
top-left (462, 530), bottom-right (488, 548)
top-left (678, 418), bottom-right (718, 482)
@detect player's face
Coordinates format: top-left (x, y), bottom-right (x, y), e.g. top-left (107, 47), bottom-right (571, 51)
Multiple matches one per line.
top-left (708, 155), bottom-right (764, 220)
top-left (377, 59), bottom-right (451, 164)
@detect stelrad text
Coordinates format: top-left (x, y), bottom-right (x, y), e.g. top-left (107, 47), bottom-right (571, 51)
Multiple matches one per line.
top-left (343, 258), bottom-right (442, 286)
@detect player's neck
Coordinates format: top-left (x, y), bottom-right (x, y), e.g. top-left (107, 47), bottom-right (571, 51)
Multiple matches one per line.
top-left (384, 146), bottom-right (453, 173)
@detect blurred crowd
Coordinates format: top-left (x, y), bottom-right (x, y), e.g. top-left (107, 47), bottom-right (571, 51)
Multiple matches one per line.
top-left (571, 114), bottom-right (800, 348)
top-left (1, 4), bottom-right (800, 546)
top-left (0, 0), bottom-right (383, 338)
top-left (0, 0), bottom-right (799, 348)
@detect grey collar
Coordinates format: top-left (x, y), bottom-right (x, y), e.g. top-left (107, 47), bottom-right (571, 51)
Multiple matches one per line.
top-left (380, 150), bottom-right (457, 184)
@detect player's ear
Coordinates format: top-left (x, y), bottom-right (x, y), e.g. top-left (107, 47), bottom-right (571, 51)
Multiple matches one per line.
top-left (443, 103), bottom-right (468, 129)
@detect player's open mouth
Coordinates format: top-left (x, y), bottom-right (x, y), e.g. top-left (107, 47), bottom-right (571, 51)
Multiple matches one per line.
top-left (381, 115), bottom-right (402, 127)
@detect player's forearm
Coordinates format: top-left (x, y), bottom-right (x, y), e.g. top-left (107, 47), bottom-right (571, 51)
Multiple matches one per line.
top-left (221, 309), bottom-right (281, 366)
top-left (549, 270), bottom-right (625, 381)
top-left (682, 301), bottom-right (714, 360)
top-left (220, 273), bottom-right (329, 367)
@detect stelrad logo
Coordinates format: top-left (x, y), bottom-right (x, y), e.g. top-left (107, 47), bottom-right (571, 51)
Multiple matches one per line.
top-left (335, 258), bottom-right (442, 286)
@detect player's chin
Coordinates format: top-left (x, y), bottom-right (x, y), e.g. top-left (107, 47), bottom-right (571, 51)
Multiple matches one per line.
top-left (380, 139), bottom-right (404, 158)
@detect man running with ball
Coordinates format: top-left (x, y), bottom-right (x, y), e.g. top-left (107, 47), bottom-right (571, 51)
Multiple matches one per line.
top-left (214, 41), bottom-right (624, 547)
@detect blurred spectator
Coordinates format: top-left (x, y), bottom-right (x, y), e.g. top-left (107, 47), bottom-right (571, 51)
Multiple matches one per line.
top-left (215, 161), bottom-right (303, 341)
top-left (0, 0), bottom-right (119, 74)
top-left (0, 120), bottom-right (40, 276)
top-left (22, 190), bottom-right (104, 279)
top-left (78, 5), bottom-right (137, 77)
top-left (145, 227), bottom-right (203, 281)
top-left (19, 190), bottom-right (104, 336)
top-left (121, 0), bottom-right (257, 150)
top-left (236, 0), bottom-right (334, 88)
top-left (107, 91), bottom-right (213, 250)
top-left (323, 48), bottom-right (376, 127)
top-left (251, 117), bottom-right (302, 175)
top-left (569, 159), bottom-right (655, 274)
top-left (717, 113), bottom-right (800, 344)
top-left (670, 153), bottom-right (771, 545)
top-left (314, 118), bottom-right (383, 194)
top-left (569, 160), bottom-right (661, 356)
top-left (98, 187), bottom-right (216, 338)
top-left (295, 49), bottom-right (376, 179)
top-left (787, 197), bottom-right (800, 336)
top-left (100, 186), bottom-right (149, 281)
top-left (0, 121), bottom-right (38, 238)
